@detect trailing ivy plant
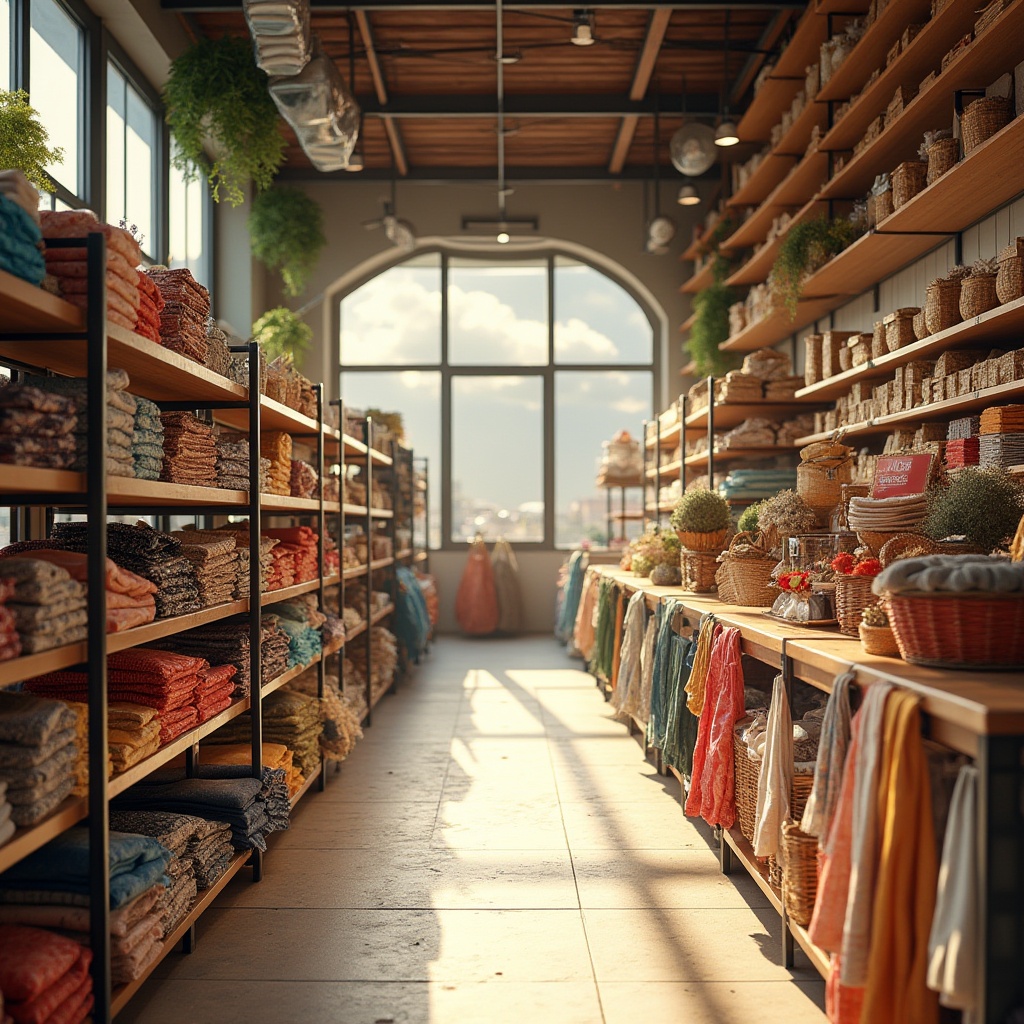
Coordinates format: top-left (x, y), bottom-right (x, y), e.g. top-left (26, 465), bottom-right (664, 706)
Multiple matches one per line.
top-left (249, 186), bottom-right (326, 297)
top-left (769, 216), bottom-right (860, 319)
top-left (0, 90), bottom-right (64, 192)
top-left (252, 307), bottom-right (312, 363)
top-left (686, 213), bottom-right (742, 377)
top-left (164, 36), bottom-right (284, 206)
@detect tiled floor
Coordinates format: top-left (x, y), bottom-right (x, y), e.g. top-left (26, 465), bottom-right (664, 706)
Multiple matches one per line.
top-left (122, 637), bottom-right (827, 1024)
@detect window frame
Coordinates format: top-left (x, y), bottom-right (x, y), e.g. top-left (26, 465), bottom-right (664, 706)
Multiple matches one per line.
top-left (335, 246), bottom-right (659, 553)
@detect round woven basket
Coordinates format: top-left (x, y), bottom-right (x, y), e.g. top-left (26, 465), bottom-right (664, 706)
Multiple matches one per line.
top-left (874, 188), bottom-right (893, 222)
top-left (781, 820), bottom-right (819, 926)
top-left (733, 740), bottom-right (760, 844)
top-left (798, 457), bottom-right (853, 526)
top-left (960, 274), bottom-right (999, 319)
top-left (681, 550), bottom-right (719, 593)
top-left (835, 575), bottom-right (876, 636)
top-left (676, 527), bottom-right (728, 552)
top-left (961, 94), bottom-right (1012, 155)
top-left (996, 241), bottom-right (1024, 304)
top-left (857, 530), bottom-right (902, 555)
top-left (912, 309), bottom-right (929, 340)
top-left (891, 161), bottom-right (927, 209)
top-left (878, 532), bottom-right (941, 566)
top-left (925, 278), bottom-right (962, 334)
top-left (716, 536), bottom-right (778, 607)
top-left (926, 137), bottom-right (959, 185)
top-left (886, 592), bottom-right (1024, 669)
top-left (859, 621), bottom-right (901, 657)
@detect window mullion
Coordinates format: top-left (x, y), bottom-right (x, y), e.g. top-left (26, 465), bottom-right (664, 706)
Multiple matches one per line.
top-left (440, 254), bottom-right (452, 552)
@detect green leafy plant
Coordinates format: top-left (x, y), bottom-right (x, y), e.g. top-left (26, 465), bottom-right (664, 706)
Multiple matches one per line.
top-left (670, 489), bottom-right (731, 533)
top-left (923, 469), bottom-right (1024, 551)
top-left (252, 307), bottom-right (312, 362)
top-left (628, 526), bottom-right (681, 577)
top-left (0, 90), bottom-right (63, 192)
top-left (688, 280), bottom-right (742, 377)
top-left (249, 186), bottom-right (326, 296)
top-left (164, 36), bottom-right (284, 206)
top-left (769, 216), bottom-right (860, 318)
top-left (737, 501), bottom-right (763, 534)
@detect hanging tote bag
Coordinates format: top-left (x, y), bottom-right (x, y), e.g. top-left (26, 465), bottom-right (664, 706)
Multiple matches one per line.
top-left (491, 538), bottom-right (524, 634)
top-left (455, 535), bottom-right (500, 635)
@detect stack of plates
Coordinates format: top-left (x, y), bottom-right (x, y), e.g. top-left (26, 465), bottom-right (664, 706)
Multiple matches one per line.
top-left (979, 432), bottom-right (1024, 469)
top-left (848, 493), bottom-right (928, 532)
top-left (980, 405), bottom-right (1024, 434)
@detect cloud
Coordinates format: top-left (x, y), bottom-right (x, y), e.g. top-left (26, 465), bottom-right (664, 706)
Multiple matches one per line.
top-left (553, 316), bottom-right (620, 360)
top-left (341, 273), bottom-right (441, 364)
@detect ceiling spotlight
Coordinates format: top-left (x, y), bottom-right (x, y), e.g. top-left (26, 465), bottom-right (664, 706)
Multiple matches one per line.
top-left (571, 10), bottom-right (595, 46)
top-left (715, 119), bottom-right (740, 147)
top-left (495, 51), bottom-right (522, 64)
top-left (676, 184), bottom-right (700, 206)
top-left (496, 230), bottom-right (511, 245)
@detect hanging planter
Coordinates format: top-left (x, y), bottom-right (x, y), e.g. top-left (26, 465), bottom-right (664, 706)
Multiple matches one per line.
top-left (249, 185), bottom-right (326, 297)
top-left (163, 35), bottom-right (285, 206)
top-left (252, 306), bottom-right (313, 363)
top-left (769, 216), bottom-right (859, 319)
top-left (0, 89), bottom-right (64, 192)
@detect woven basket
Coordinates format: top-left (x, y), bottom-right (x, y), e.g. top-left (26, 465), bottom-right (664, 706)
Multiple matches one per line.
top-left (849, 335), bottom-right (871, 367)
top-left (886, 591), bottom-right (1024, 668)
top-left (835, 574), bottom-right (876, 636)
top-left (874, 188), bottom-right (893, 222)
top-left (839, 344), bottom-right (854, 372)
top-left (960, 274), bottom-right (999, 319)
top-left (961, 95), bottom-right (1012, 155)
top-left (913, 309), bottom-right (929, 340)
top-left (859, 621), bottom-right (901, 657)
top-left (884, 308), bottom-right (920, 351)
top-left (804, 334), bottom-right (824, 387)
top-left (798, 456), bottom-right (853, 525)
top-left (878, 532), bottom-right (941, 566)
top-left (676, 528), bottom-right (728, 552)
top-left (716, 534), bottom-right (778, 607)
top-left (857, 529), bottom-right (902, 555)
top-left (926, 137), bottom-right (960, 184)
top-left (871, 321), bottom-right (887, 359)
top-left (733, 741), bottom-right (761, 844)
top-left (891, 161), bottom-right (927, 209)
top-left (681, 550), bottom-right (719, 593)
top-left (925, 278), bottom-right (963, 334)
top-left (996, 240), bottom-right (1024, 304)
top-left (781, 820), bottom-right (819, 926)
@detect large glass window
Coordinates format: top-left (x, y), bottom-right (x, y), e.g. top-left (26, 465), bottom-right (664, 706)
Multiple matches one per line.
top-left (1, 0), bottom-right (11, 90)
top-left (168, 145), bottom-right (211, 289)
top-left (29, 0), bottom-right (84, 196)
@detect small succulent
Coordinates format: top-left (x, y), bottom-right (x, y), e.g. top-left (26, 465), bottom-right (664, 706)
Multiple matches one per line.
top-left (670, 489), bottom-right (731, 533)
top-left (862, 603), bottom-right (889, 627)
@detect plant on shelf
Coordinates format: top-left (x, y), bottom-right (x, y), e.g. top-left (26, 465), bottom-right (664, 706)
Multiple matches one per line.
top-left (628, 526), bottom-right (681, 578)
top-left (164, 35), bottom-right (285, 206)
top-left (670, 488), bottom-right (731, 552)
top-left (769, 216), bottom-right (860, 319)
top-left (923, 468), bottom-right (1024, 552)
top-left (756, 489), bottom-right (818, 553)
top-left (249, 185), bottom-right (326, 297)
top-left (252, 306), bottom-right (312, 363)
top-left (0, 90), bottom-right (63, 192)
top-left (687, 212), bottom-right (742, 378)
top-left (830, 552), bottom-right (883, 578)
top-left (736, 500), bottom-right (763, 535)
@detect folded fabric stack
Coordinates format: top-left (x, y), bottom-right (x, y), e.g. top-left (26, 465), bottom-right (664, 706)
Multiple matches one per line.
top-left (53, 521), bottom-right (201, 619)
top-left (274, 596), bottom-right (325, 667)
top-left (717, 468), bottom-right (799, 501)
top-left (0, 382), bottom-right (79, 471)
top-left (847, 493), bottom-right (929, 532)
top-left (184, 817), bottom-right (235, 888)
top-left (60, 701), bottom-right (112, 796)
top-left (134, 268), bottom-right (165, 345)
top-left (0, 926), bottom-right (93, 1024)
top-left (713, 371), bottom-right (764, 404)
top-left (195, 664), bottom-right (237, 723)
top-left (286, 666), bottom-right (363, 763)
top-left (107, 703), bottom-right (161, 774)
top-left (775, 414), bottom-right (817, 447)
top-left (212, 523), bottom-right (272, 592)
top-left (171, 532), bottom-right (239, 609)
top-left (980, 404), bottom-right (1024, 435)
top-left (289, 459), bottom-right (318, 499)
top-left (132, 395), bottom-right (165, 481)
top-left (144, 268), bottom-right (210, 365)
top-left (25, 368), bottom-right (137, 477)
top-left (0, 191), bottom-right (45, 285)
top-left (261, 615), bottom-right (291, 682)
top-left (0, 578), bottom-right (20, 664)
top-left (0, 547), bottom-right (157, 633)
top-left (947, 416), bottom-right (981, 440)
top-left (322, 611), bottom-right (345, 651)
top-left (40, 211), bottom-right (142, 331)
top-left (741, 347), bottom-right (792, 381)
top-left (265, 538), bottom-right (294, 591)
top-left (324, 534), bottom-right (340, 576)
top-left (979, 432), bottom-right (1024, 469)
top-left (204, 317), bottom-right (232, 378)
top-left (721, 417), bottom-right (777, 449)
top-left (342, 657), bottom-right (368, 717)
top-left (945, 437), bottom-right (981, 469)
top-left (264, 526), bottom-right (319, 583)
top-left (160, 411), bottom-right (217, 487)
top-left (323, 474), bottom-right (340, 502)
top-left (0, 558), bottom-right (86, 654)
top-left (214, 434), bottom-right (251, 492)
top-left (261, 431), bottom-right (293, 495)
top-left (0, 170), bottom-right (40, 226)
top-left (351, 627), bottom-right (399, 703)
top-left (172, 528), bottom-right (251, 601)
top-left (200, 741), bottom-right (304, 798)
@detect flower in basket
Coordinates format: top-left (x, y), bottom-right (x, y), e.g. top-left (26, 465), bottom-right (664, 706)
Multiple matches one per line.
top-left (830, 552), bottom-right (856, 575)
top-left (831, 553), bottom-right (882, 577)
top-left (777, 570), bottom-right (812, 593)
top-left (851, 557), bottom-right (882, 577)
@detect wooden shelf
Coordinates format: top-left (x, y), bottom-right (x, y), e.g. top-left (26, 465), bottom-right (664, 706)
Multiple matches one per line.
top-left (646, 459), bottom-right (682, 481)
top-left (261, 494), bottom-right (325, 514)
top-left (342, 563), bottom-right (369, 580)
top-left (822, 1), bottom-right (1024, 200)
top-left (0, 270), bottom-right (84, 331)
top-left (370, 603), bottom-right (396, 625)
top-left (262, 576), bottom-right (340, 607)
top-left (346, 619), bottom-right (368, 643)
top-left (685, 402), bottom-right (815, 431)
top-left (684, 445), bottom-right (796, 468)
top-left (681, 262), bottom-right (714, 295)
top-left (263, 660), bottom-right (315, 698)
top-left (370, 557), bottom-right (395, 572)
top-left (395, 548), bottom-right (415, 560)
top-left (0, 796), bottom-right (88, 876)
top-left (722, 826), bottom-right (783, 914)
top-left (720, 296), bottom-right (840, 352)
top-left (645, 421), bottom-right (681, 450)
top-left (727, 197), bottom-right (825, 288)
top-left (369, 507), bottom-right (395, 519)
top-left (728, 152), bottom-right (799, 210)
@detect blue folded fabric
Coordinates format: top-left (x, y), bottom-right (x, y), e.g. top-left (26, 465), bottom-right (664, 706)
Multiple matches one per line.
top-left (0, 194), bottom-right (44, 285)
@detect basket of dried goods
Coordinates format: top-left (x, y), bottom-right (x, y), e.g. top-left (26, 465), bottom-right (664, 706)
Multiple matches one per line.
top-left (884, 307), bottom-right (920, 351)
top-left (798, 441), bottom-right (854, 526)
top-left (859, 602), bottom-right (900, 657)
top-left (716, 530), bottom-right (778, 607)
top-left (960, 94), bottom-right (1012, 155)
top-left (925, 133), bottom-right (959, 185)
top-left (891, 161), bottom-right (927, 209)
top-left (681, 550), bottom-right (719, 593)
top-left (960, 259), bottom-right (1000, 319)
top-left (996, 238), bottom-right (1024, 304)
top-left (670, 489), bottom-right (731, 553)
top-left (925, 273), bottom-right (964, 334)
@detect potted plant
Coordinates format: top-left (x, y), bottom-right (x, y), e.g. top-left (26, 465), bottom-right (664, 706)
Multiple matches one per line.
top-left (769, 216), bottom-right (860, 318)
top-left (670, 488), bottom-right (731, 551)
top-left (923, 468), bottom-right (1024, 552)
top-left (0, 90), bottom-right (63, 192)
top-left (859, 603), bottom-right (899, 658)
top-left (754, 489), bottom-right (818, 555)
top-left (830, 552), bottom-right (883, 636)
top-left (252, 307), bottom-right (312, 363)
top-left (163, 35), bottom-right (285, 206)
top-left (627, 526), bottom-right (681, 581)
top-left (249, 185), bottom-right (326, 297)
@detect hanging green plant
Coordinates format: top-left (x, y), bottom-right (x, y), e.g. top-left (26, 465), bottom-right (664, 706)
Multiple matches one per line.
top-left (0, 90), bottom-right (64, 192)
top-left (249, 186), bottom-right (326, 297)
top-left (163, 36), bottom-right (284, 206)
top-left (769, 216), bottom-right (860, 319)
top-left (252, 306), bottom-right (313, 362)
top-left (688, 280), bottom-right (741, 377)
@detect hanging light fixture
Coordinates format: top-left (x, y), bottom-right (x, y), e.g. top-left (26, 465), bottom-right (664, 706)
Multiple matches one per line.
top-left (645, 100), bottom-right (676, 255)
top-left (676, 184), bottom-right (700, 206)
top-left (571, 10), bottom-right (596, 46)
top-left (496, 227), bottom-right (511, 244)
top-left (714, 13), bottom-right (740, 147)
top-left (715, 120), bottom-right (739, 147)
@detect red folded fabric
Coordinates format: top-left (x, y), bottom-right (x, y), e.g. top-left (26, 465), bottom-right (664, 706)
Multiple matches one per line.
top-left (6, 946), bottom-right (91, 1024)
top-left (158, 705), bottom-right (199, 744)
top-left (107, 649), bottom-right (208, 681)
top-left (0, 926), bottom-right (82, 1002)
top-left (196, 663), bottom-right (237, 694)
top-left (40, 211), bottom-right (142, 266)
top-left (45, 975), bottom-right (93, 1024)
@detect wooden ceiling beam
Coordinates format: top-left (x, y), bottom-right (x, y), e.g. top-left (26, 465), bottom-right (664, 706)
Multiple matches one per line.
top-left (354, 10), bottom-right (409, 176)
top-left (167, 1), bottom-right (801, 11)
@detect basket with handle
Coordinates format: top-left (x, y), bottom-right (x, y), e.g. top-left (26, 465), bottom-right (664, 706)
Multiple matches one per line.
top-left (925, 277), bottom-right (962, 334)
top-left (996, 239), bottom-right (1024, 304)
top-left (782, 820), bottom-right (819, 926)
top-left (715, 532), bottom-right (778, 607)
top-left (961, 94), bottom-right (1012, 154)
top-left (835, 574), bottom-right (876, 636)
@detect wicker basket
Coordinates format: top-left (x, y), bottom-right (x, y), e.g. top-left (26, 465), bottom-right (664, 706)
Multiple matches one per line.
top-left (849, 335), bottom-right (871, 367)
top-left (913, 309), bottom-right (929, 340)
top-left (676, 528), bottom-right (728, 552)
top-left (878, 532), bottom-right (941, 566)
top-left (781, 820), bottom-right (819, 926)
top-left (859, 621), bottom-right (901, 657)
top-left (871, 321), bottom-right (887, 359)
top-left (996, 239), bottom-right (1024, 304)
top-left (804, 334), bottom-right (824, 387)
top-left (884, 308), bottom-right (920, 351)
top-left (835, 574), bottom-right (876, 636)
top-left (960, 274), bottom-right (999, 319)
top-left (874, 187), bottom-right (894, 223)
top-left (925, 277), bottom-right (963, 334)
top-left (891, 161), bottom-right (927, 209)
top-left (681, 550), bottom-right (719, 593)
top-left (961, 94), bottom-right (1013, 155)
top-left (733, 741), bottom-right (761, 844)
top-left (857, 529), bottom-right (902, 555)
top-left (926, 136), bottom-right (960, 185)
top-left (886, 592), bottom-right (1024, 668)
top-left (715, 533), bottom-right (778, 607)
top-left (839, 344), bottom-right (854, 372)
top-left (798, 454), bottom-right (854, 525)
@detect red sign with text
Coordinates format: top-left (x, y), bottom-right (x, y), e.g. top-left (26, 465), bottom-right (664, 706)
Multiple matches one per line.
top-left (871, 454), bottom-right (934, 498)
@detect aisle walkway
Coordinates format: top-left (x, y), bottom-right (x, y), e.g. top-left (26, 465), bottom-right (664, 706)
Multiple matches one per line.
top-left (124, 638), bottom-right (826, 1024)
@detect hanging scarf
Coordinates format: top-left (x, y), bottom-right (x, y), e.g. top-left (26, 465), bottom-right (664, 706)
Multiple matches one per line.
top-left (637, 614), bottom-right (658, 724)
top-left (801, 671), bottom-right (854, 839)
top-left (611, 590), bottom-right (646, 714)
top-left (753, 674), bottom-right (792, 859)
top-left (684, 614), bottom-right (717, 716)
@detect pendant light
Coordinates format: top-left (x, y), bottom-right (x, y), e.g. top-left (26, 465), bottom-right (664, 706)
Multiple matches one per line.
top-left (669, 80), bottom-right (717, 176)
top-left (645, 102), bottom-right (676, 255)
top-left (571, 10), bottom-right (595, 46)
top-left (714, 13), bottom-right (740, 147)
top-left (676, 184), bottom-right (700, 206)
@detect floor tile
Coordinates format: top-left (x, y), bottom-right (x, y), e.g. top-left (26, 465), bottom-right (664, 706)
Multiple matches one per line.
top-left (434, 796), bottom-right (567, 850)
top-left (274, 799), bottom-right (438, 849)
top-left (559, 801), bottom-right (705, 851)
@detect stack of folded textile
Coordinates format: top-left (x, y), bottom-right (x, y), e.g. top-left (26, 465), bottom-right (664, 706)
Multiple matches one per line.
top-left (214, 433), bottom-right (251, 492)
top-left (59, 700), bottom-right (111, 795)
top-left (321, 611), bottom-right (345, 651)
top-left (0, 558), bottom-right (86, 654)
top-left (261, 431), bottom-right (292, 495)
top-left (945, 437), bottom-right (981, 469)
top-left (323, 474), bottom-right (340, 503)
top-left (134, 268), bottom-right (164, 345)
top-left (171, 532), bottom-right (238, 609)
top-left (185, 817), bottom-right (235, 888)
top-left (0, 170), bottom-right (40, 226)
top-left (144, 268), bottom-right (210, 365)
top-left (947, 416), bottom-right (981, 440)
top-left (0, 783), bottom-right (13, 847)
top-left (53, 521), bottom-right (201, 619)
top-left (350, 627), bottom-right (399, 705)
top-left (204, 317), bottom-right (232, 378)
top-left (212, 523), bottom-right (272, 592)
top-left (717, 468), bottom-right (798, 501)
top-left (978, 403), bottom-right (1024, 469)
top-left (0, 578), bottom-right (20, 664)
top-left (289, 459), bottom-right (318, 499)
top-left (0, 547), bottom-right (157, 633)
top-left (107, 703), bottom-right (161, 774)
top-left (0, 173), bottom-right (44, 285)
top-left (195, 664), bottom-right (237, 723)
top-left (261, 615), bottom-right (291, 682)
top-left (274, 596), bottom-right (325, 667)
top-left (264, 526), bottom-right (319, 583)
top-left (341, 657), bottom-right (367, 717)
top-left (132, 396), bottom-right (164, 480)
top-left (210, 691), bottom-right (321, 777)
top-left (200, 741), bottom-right (304, 798)
top-left (265, 538), bottom-right (294, 591)
top-left (160, 411), bottom-right (217, 486)
top-left (847, 493), bottom-right (929, 532)
top-left (172, 527), bottom-right (251, 601)
top-left (287, 666), bottom-right (363, 764)
top-left (0, 925), bottom-right (93, 1024)
top-left (0, 382), bottom-right (78, 471)
top-left (40, 211), bottom-right (142, 330)
top-left (25, 368), bottom-right (137, 477)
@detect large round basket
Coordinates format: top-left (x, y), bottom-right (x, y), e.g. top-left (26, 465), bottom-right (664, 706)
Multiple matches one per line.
top-left (926, 136), bottom-right (959, 185)
top-left (925, 278), bottom-right (962, 335)
top-left (835, 575), bottom-right (877, 636)
top-left (960, 274), bottom-right (999, 320)
top-left (996, 240), bottom-right (1024, 304)
top-left (798, 457), bottom-right (853, 526)
top-left (715, 533), bottom-right (777, 607)
top-left (859, 621), bottom-right (901, 657)
top-left (961, 94), bottom-right (1012, 154)
top-left (781, 820), bottom-right (819, 926)
top-left (857, 530), bottom-right (903, 555)
top-left (886, 592), bottom-right (1024, 669)
top-left (681, 550), bottom-right (719, 593)
top-left (733, 740), bottom-right (760, 844)
top-left (676, 528), bottom-right (728, 552)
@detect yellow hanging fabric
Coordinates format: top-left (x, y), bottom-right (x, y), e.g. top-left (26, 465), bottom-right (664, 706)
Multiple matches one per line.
top-left (684, 615), bottom-right (717, 716)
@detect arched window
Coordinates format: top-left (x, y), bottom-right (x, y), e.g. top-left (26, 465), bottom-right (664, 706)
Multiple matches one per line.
top-left (339, 250), bottom-right (657, 550)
